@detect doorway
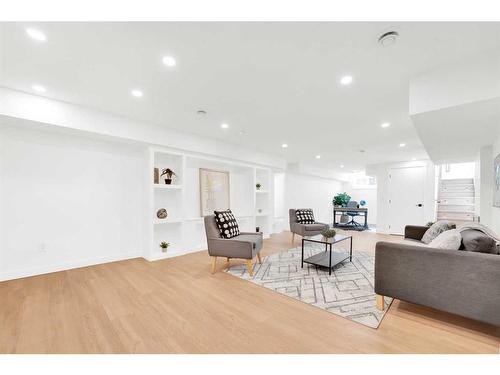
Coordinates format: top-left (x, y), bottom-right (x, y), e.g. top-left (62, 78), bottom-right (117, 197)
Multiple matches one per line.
top-left (388, 166), bottom-right (426, 234)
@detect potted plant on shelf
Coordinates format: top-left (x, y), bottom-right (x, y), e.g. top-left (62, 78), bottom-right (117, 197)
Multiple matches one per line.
top-left (256, 183), bottom-right (262, 191)
top-left (159, 241), bottom-right (170, 253)
top-left (161, 168), bottom-right (176, 185)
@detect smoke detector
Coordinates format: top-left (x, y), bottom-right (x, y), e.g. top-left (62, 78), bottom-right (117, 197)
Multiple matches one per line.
top-left (378, 31), bottom-right (399, 47)
top-left (197, 109), bottom-right (207, 116)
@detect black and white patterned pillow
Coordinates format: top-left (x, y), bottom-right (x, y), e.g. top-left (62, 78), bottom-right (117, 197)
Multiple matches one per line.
top-left (214, 209), bottom-right (240, 239)
top-left (296, 209), bottom-right (315, 224)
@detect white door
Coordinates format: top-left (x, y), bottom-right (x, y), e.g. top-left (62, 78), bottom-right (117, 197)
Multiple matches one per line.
top-left (388, 166), bottom-right (426, 234)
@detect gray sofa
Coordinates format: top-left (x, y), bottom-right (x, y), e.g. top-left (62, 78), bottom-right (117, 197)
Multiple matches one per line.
top-left (289, 208), bottom-right (329, 243)
top-left (204, 215), bottom-right (263, 275)
top-left (374, 225), bottom-right (500, 326)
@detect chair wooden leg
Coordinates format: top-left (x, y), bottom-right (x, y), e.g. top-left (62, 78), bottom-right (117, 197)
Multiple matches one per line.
top-left (210, 256), bottom-right (217, 274)
top-left (246, 259), bottom-right (254, 277)
top-left (257, 253), bottom-right (262, 264)
top-left (225, 257), bottom-right (230, 268)
top-left (376, 294), bottom-right (385, 311)
top-left (292, 233), bottom-right (295, 244)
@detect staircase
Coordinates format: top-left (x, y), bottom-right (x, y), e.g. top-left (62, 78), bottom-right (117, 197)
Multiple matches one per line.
top-left (437, 178), bottom-right (476, 223)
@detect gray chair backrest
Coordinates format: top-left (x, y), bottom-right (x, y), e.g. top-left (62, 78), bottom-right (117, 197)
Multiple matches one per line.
top-left (204, 215), bottom-right (221, 240)
top-left (346, 201), bottom-right (359, 215)
top-left (289, 209), bottom-right (298, 224)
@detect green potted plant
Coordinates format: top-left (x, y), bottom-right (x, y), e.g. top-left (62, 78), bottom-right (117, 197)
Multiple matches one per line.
top-left (161, 168), bottom-right (176, 185)
top-left (159, 241), bottom-right (170, 253)
top-left (333, 192), bottom-right (351, 224)
top-left (321, 228), bottom-right (337, 241)
top-left (256, 183), bottom-right (262, 191)
top-left (333, 192), bottom-right (351, 207)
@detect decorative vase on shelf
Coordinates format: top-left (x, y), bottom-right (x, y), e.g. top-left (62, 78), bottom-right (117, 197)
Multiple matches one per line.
top-left (164, 178), bottom-right (172, 185)
top-left (256, 226), bottom-right (260, 233)
top-left (157, 208), bottom-right (168, 219)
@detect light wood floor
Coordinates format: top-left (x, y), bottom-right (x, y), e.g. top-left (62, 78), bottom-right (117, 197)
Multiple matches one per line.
top-left (0, 230), bottom-right (498, 353)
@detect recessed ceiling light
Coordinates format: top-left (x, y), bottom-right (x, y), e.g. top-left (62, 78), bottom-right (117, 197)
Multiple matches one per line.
top-left (162, 56), bottom-right (176, 67)
top-left (399, 143), bottom-right (406, 148)
top-left (131, 89), bottom-right (143, 98)
top-left (381, 122), bottom-right (391, 128)
top-left (32, 84), bottom-right (46, 93)
top-left (340, 75), bottom-right (353, 85)
top-left (411, 157), bottom-right (417, 161)
top-left (340, 164), bottom-right (344, 168)
top-left (220, 123), bottom-right (229, 129)
top-left (282, 143), bottom-right (288, 148)
top-left (26, 28), bottom-right (46, 42)
top-left (315, 155), bottom-right (321, 159)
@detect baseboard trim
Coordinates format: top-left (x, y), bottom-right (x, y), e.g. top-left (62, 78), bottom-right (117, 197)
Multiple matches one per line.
top-left (0, 252), bottom-right (142, 282)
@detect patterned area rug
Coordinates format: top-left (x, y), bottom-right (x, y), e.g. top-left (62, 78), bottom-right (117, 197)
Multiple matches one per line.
top-left (226, 245), bottom-right (392, 328)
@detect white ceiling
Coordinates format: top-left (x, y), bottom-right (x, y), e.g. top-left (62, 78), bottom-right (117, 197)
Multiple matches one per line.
top-left (1, 22), bottom-right (500, 171)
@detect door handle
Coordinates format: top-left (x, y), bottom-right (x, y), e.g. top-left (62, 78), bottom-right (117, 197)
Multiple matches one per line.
top-left (416, 204), bottom-right (423, 207)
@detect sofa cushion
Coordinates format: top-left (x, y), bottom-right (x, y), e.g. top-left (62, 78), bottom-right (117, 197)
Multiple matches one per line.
top-left (213, 209), bottom-right (240, 239)
top-left (460, 229), bottom-right (497, 254)
top-left (428, 229), bottom-right (461, 250)
top-left (296, 209), bottom-right (315, 224)
top-left (421, 220), bottom-right (456, 244)
top-left (304, 223), bottom-right (327, 232)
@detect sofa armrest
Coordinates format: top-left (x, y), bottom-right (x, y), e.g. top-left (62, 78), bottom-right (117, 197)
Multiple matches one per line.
top-left (208, 238), bottom-right (253, 259)
top-left (404, 225), bottom-right (428, 241)
top-left (375, 241), bottom-right (500, 326)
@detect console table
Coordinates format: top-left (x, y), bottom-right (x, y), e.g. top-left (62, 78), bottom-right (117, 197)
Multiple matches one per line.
top-left (333, 206), bottom-right (368, 229)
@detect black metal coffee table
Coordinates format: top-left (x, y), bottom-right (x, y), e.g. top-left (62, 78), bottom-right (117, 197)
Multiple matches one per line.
top-left (301, 234), bottom-right (353, 275)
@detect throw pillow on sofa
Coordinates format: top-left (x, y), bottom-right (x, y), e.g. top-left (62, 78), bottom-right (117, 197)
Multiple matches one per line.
top-left (428, 229), bottom-right (462, 250)
top-left (421, 220), bottom-right (456, 244)
top-left (460, 229), bottom-right (497, 254)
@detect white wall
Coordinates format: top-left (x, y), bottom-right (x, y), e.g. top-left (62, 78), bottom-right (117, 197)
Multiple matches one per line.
top-left (478, 146), bottom-right (493, 227)
top-left (0, 124), bottom-right (145, 281)
top-left (367, 160), bottom-right (436, 234)
top-left (489, 138), bottom-right (500, 234)
top-left (284, 173), bottom-right (343, 226)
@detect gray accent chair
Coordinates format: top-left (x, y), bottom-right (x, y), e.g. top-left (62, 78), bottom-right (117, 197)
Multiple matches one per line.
top-left (374, 224), bottom-right (500, 327)
top-left (204, 215), bottom-right (263, 275)
top-left (289, 208), bottom-right (329, 244)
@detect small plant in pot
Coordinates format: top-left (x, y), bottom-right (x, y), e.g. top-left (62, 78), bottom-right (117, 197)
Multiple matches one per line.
top-left (321, 228), bottom-right (337, 241)
top-left (161, 168), bottom-right (176, 185)
top-left (256, 183), bottom-right (262, 191)
top-left (159, 241), bottom-right (170, 253)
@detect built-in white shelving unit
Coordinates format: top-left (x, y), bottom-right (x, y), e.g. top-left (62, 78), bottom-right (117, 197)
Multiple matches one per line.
top-left (145, 147), bottom-right (274, 261)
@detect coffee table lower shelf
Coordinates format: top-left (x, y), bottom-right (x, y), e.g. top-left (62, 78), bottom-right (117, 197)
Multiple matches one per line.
top-left (302, 251), bottom-right (350, 272)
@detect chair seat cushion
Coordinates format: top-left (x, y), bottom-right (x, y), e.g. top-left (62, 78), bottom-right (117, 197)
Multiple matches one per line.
top-left (304, 223), bottom-right (327, 231)
top-left (232, 234), bottom-right (263, 251)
